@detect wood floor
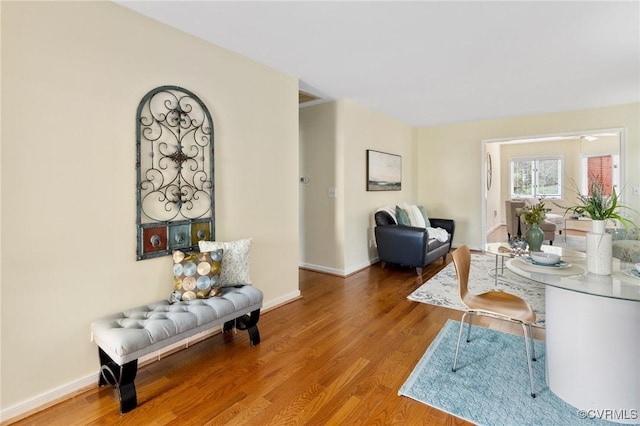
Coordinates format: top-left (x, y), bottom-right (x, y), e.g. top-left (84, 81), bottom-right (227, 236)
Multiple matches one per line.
top-left (9, 255), bottom-right (545, 425)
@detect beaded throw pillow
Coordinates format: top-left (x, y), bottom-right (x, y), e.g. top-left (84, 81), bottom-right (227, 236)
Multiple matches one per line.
top-left (170, 250), bottom-right (223, 302)
top-left (198, 238), bottom-right (252, 286)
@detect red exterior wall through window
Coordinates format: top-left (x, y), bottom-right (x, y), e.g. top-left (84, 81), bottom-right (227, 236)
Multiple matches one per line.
top-left (587, 155), bottom-right (612, 195)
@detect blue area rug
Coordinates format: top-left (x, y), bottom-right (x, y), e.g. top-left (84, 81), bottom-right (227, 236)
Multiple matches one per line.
top-left (399, 320), bottom-right (621, 425)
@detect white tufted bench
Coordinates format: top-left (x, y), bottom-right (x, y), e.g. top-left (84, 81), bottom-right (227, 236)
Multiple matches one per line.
top-left (91, 285), bottom-right (263, 413)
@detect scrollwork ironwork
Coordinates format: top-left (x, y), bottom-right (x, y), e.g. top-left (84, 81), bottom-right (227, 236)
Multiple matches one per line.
top-left (136, 86), bottom-right (214, 260)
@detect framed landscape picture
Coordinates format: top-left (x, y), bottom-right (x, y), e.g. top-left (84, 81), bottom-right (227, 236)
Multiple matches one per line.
top-left (367, 150), bottom-right (402, 191)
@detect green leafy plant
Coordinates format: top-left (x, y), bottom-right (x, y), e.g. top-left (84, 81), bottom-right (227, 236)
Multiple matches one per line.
top-left (520, 198), bottom-right (550, 225)
top-left (558, 179), bottom-right (638, 228)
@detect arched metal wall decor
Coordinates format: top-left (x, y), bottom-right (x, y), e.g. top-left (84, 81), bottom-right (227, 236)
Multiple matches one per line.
top-left (136, 86), bottom-right (214, 260)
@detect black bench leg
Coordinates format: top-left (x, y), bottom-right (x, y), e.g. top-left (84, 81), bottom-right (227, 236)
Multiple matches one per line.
top-left (245, 309), bottom-right (261, 346)
top-left (118, 364), bottom-right (138, 414)
top-left (224, 309), bottom-right (261, 346)
top-left (98, 348), bottom-right (138, 414)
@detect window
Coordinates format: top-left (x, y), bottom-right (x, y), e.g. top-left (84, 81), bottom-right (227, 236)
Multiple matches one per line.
top-left (510, 157), bottom-right (562, 198)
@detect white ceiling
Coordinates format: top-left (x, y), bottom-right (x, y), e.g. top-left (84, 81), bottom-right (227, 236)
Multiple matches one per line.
top-left (117, 1), bottom-right (640, 127)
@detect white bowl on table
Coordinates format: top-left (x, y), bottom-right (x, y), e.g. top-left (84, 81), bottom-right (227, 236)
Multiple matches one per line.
top-left (530, 252), bottom-right (561, 265)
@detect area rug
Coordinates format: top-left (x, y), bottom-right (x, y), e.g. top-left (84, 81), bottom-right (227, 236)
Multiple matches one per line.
top-left (408, 253), bottom-right (546, 327)
top-left (398, 320), bottom-right (615, 426)
top-left (551, 234), bottom-right (587, 252)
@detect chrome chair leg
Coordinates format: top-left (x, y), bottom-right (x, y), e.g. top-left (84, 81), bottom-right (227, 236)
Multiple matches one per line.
top-left (521, 323), bottom-right (536, 398)
top-left (452, 312), bottom-right (468, 372)
top-left (466, 312), bottom-right (474, 342)
top-left (528, 323), bottom-right (536, 361)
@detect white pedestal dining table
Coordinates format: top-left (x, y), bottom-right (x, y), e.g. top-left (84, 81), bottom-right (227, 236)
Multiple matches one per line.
top-left (505, 246), bottom-right (640, 424)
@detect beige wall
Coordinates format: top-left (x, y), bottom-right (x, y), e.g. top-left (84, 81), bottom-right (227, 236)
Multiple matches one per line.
top-left (485, 142), bottom-right (502, 232)
top-left (299, 100), bottom-right (416, 275)
top-left (341, 100), bottom-right (417, 272)
top-left (1, 1), bottom-right (299, 413)
top-left (417, 103), bottom-right (640, 250)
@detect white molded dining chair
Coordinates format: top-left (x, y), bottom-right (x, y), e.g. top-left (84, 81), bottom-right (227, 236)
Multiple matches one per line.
top-left (450, 245), bottom-right (538, 398)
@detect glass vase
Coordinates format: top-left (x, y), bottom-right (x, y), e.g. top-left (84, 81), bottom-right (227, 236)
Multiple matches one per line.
top-left (525, 222), bottom-right (544, 252)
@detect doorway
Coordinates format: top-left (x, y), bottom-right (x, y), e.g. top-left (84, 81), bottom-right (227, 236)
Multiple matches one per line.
top-left (482, 130), bottom-right (623, 246)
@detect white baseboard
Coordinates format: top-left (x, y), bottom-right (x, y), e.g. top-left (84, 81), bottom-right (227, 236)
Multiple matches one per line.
top-left (263, 290), bottom-right (301, 310)
top-left (0, 290), bottom-right (301, 424)
top-left (299, 262), bottom-right (345, 276)
top-left (299, 258), bottom-right (378, 277)
top-left (487, 222), bottom-right (502, 235)
top-left (345, 258), bottom-right (378, 276)
top-left (0, 373), bottom-right (97, 423)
